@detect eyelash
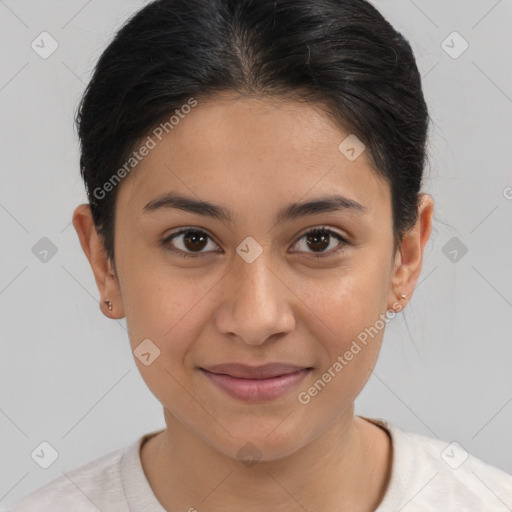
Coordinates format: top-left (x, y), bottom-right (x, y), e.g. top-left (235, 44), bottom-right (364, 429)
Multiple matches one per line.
top-left (161, 226), bottom-right (350, 259)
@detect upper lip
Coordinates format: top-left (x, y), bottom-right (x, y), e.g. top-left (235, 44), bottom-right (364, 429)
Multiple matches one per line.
top-left (200, 363), bottom-right (312, 379)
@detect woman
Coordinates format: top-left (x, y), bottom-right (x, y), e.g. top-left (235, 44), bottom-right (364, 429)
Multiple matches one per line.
top-left (10, 0), bottom-right (512, 510)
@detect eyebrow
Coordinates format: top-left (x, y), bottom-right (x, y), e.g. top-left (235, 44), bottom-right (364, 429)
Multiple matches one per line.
top-left (142, 192), bottom-right (366, 224)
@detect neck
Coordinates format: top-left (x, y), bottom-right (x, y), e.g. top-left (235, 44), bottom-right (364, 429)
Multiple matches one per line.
top-left (141, 407), bottom-right (392, 512)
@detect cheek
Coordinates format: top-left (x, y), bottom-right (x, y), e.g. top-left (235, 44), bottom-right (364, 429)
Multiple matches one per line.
top-left (115, 233), bottom-right (207, 344)
top-left (118, 257), bottom-right (218, 396)
top-left (295, 254), bottom-right (391, 401)
top-left (305, 256), bottom-right (390, 345)
top-left (294, 305), bottom-right (387, 424)
top-left (123, 272), bottom-right (208, 355)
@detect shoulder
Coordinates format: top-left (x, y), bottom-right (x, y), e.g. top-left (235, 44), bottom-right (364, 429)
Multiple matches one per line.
top-left (369, 417), bottom-right (512, 511)
top-left (8, 444), bottom-right (129, 512)
top-left (401, 427), bottom-right (511, 504)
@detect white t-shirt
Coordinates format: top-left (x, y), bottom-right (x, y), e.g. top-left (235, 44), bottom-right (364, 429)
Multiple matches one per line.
top-left (8, 417), bottom-right (512, 511)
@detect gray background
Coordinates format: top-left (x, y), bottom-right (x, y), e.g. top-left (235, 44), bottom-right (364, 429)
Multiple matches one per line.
top-left (1, 0), bottom-right (511, 509)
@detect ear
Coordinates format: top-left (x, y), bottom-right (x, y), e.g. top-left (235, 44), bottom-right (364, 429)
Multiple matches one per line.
top-left (387, 193), bottom-right (434, 310)
top-left (72, 204), bottom-right (125, 319)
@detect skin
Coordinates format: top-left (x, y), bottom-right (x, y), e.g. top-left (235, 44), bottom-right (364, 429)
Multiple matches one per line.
top-left (73, 94), bottom-right (433, 512)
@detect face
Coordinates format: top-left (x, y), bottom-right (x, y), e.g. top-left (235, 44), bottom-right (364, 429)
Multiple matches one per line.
top-left (78, 94), bottom-right (428, 462)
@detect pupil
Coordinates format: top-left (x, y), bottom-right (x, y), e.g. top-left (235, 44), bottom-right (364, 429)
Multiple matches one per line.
top-left (184, 230), bottom-right (207, 251)
top-left (307, 230), bottom-right (329, 252)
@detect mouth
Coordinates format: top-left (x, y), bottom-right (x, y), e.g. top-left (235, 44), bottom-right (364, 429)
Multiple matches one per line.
top-left (198, 363), bottom-right (313, 402)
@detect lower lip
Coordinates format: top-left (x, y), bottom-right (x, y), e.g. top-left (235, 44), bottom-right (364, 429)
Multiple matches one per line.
top-left (200, 368), bottom-right (312, 402)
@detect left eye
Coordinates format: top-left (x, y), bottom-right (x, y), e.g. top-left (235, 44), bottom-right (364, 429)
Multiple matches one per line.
top-left (291, 227), bottom-right (349, 258)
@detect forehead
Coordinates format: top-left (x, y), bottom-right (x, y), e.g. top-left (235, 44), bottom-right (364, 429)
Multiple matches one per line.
top-left (116, 95), bottom-right (391, 221)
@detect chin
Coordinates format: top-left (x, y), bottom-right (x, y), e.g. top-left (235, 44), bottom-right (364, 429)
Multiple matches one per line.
top-left (202, 415), bottom-right (317, 465)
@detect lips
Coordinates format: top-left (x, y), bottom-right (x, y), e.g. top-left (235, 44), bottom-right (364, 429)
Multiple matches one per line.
top-left (199, 363), bottom-right (313, 402)
top-left (200, 362), bottom-right (311, 379)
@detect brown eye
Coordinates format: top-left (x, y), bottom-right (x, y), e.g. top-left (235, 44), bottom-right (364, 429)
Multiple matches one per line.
top-left (162, 228), bottom-right (219, 258)
top-left (292, 227), bottom-right (349, 258)
top-left (182, 230), bottom-right (208, 251)
top-left (306, 229), bottom-right (331, 252)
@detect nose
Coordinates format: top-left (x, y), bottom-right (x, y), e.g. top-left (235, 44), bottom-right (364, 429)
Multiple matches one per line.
top-left (214, 254), bottom-right (295, 346)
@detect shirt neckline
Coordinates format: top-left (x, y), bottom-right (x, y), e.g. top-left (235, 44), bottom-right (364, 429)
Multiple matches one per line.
top-left (120, 427), bottom-right (167, 511)
top-left (120, 416), bottom-right (412, 511)
top-left (359, 416), bottom-right (414, 511)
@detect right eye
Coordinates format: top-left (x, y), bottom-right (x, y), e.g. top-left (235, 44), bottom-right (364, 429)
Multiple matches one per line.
top-left (161, 228), bottom-right (221, 258)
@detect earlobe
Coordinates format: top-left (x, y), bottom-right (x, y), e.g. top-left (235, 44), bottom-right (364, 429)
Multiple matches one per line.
top-left (72, 203), bottom-right (125, 319)
top-left (387, 194), bottom-right (434, 310)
